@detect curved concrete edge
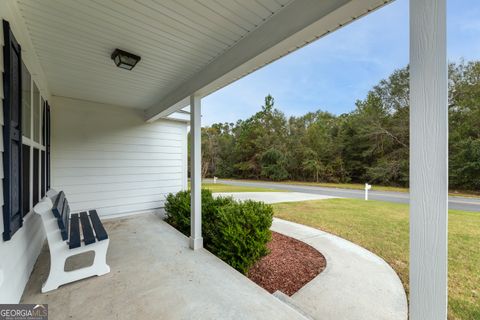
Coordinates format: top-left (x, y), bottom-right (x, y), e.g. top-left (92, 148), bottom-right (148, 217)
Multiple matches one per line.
top-left (272, 218), bottom-right (408, 320)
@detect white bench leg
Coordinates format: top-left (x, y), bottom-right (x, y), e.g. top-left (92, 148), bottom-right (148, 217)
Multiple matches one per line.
top-left (92, 239), bottom-right (110, 276)
top-left (42, 254), bottom-right (67, 292)
top-left (42, 240), bottom-right (111, 293)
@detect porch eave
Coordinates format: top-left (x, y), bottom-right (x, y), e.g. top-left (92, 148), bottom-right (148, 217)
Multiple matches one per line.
top-left (144, 0), bottom-right (392, 121)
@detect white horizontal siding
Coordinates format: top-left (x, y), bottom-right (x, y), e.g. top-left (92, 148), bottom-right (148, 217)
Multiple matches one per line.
top-left (53, 151), bottom-right (182, 160)
top-left (54, 144), bottom-right (183, 153)
top-left (100, 201), bottom-right (165, 217)
top-left (60, 180), bottom-right (182, 194)
top-left (53, 173), bottom-right (182, 185)
top-left (54, 133), bottom-right (184, 147)
top-left (51, 96), bottom-right (188, 217)
top-left (73, 194), bottom-right (169, 208)
top-left (53, 159), bottom-right (182, 168)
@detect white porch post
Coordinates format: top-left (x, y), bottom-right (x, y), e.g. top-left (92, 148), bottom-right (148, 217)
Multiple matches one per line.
top-left (409, 0), bottom-right (448, 319)
top-left (189, 94), bottom-right (203, 250)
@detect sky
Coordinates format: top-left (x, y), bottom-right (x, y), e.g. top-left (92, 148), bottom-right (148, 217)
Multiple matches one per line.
top-left (201, 0), bottom-right (480, 126)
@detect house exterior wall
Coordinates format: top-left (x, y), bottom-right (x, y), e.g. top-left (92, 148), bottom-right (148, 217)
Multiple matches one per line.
top-left (0, 1), bottom-right (50, 303)
top-left (50, 96), bottom-right (188, 218)
top-left (0, 2), bottom-right (188, 302)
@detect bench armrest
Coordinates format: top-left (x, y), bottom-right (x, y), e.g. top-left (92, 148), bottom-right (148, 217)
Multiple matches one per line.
top-left (33, 198), bottom-right (54, 216)
top-left (46, 189), bottom-right (59, 198)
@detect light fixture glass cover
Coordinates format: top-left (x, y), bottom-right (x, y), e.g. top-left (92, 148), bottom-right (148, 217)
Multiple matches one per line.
top-left (111, 49), bottom-right (141, 70)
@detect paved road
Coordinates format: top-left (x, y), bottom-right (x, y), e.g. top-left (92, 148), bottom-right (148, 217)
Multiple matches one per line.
top-left (207, 179), bottom-right (480, 212)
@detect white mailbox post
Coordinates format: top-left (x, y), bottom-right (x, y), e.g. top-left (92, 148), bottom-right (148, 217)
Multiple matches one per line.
top-left (365, 183), bottom-right (372, 201)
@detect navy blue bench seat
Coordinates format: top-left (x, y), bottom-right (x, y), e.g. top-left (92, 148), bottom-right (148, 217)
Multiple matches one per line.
top-left (52, 191), bottom-right (108, 249)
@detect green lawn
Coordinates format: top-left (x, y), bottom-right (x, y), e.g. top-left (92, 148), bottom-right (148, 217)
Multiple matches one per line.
top-left (197, 182), bottom-right (284, 193)
top-left (272, 198), bottom-right (480, 320)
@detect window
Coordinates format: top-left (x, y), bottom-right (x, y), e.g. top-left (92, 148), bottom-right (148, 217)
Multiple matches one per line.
top-left (41, 151), bottom-right (46, 198)
top-left (40, 97), bottom-right (45, 145)
top-left (20, 65), bottom-right (47, 217)
top-left (22, 145), bottom-right (30, 217)
top-left (33, 149), bottom-right (39, 205)
top-left (21, 62), bottom-right (31, 139)
top-left (3, 20), bottom-right (51, 240)
top-left (33, 83), bottom-right (40, 143)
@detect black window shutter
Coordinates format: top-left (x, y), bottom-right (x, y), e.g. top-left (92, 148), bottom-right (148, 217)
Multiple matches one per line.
top-left (45, 102), bottom-right (51, 190)
top-left (41, 101), bottom-right (46, 197)
top-left (2, 20), bottom-right (23, 241)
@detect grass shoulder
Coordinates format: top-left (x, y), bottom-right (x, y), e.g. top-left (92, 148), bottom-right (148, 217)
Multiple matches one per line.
top-left (195, 182), bottom-right (285, 193)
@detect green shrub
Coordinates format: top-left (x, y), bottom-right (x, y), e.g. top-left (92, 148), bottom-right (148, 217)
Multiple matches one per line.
top-left (164, 189), bottom-right (273, 274)
top-left (164, 190), bottom-right (191, 235)
top-left (208, 200), bottom-right (273, 273)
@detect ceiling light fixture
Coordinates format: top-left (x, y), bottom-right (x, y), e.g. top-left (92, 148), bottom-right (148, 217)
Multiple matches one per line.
top-left (111, 49), bottom-right (141, 70)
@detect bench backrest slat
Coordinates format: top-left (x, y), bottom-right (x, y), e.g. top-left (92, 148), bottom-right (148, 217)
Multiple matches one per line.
top-left (52, 192), bottom-right (65, 218)
top-left (63, 198), bottom-right (70, 239)
top-left (52, 191), bottom-right (70, 241)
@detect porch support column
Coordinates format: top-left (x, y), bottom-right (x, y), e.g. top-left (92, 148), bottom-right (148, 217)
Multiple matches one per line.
top-left (189, 94), bottom-right (203, 250)
top-left (409, 0), bottom-right (448, 319)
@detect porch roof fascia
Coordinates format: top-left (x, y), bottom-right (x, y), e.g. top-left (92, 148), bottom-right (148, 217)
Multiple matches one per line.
top-left (144, 0), bottom-right (392, 122)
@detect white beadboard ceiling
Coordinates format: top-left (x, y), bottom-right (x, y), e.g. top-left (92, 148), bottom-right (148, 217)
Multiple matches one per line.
top-left (14, 0), bottom-right (391, 116)
top-left (15, 0), bottom-right (293, 109)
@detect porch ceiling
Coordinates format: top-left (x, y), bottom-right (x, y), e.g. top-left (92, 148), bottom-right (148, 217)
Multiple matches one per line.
top-left (14, 0), bottom-right (391, 117)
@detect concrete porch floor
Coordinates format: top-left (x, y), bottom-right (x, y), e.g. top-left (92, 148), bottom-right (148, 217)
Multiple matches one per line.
top-left (21, 213), bottom-right (306, 320)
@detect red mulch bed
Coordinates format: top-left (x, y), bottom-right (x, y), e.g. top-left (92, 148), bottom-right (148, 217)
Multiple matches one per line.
top-left (248, 231), bottom-right (327, 296)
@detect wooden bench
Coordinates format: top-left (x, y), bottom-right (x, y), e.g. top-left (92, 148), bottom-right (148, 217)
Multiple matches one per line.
top-left (33, 190), bottom-right (110, 292)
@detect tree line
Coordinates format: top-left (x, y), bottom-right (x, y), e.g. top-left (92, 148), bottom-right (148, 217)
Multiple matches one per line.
top-left (198, 60), bottom-right (480, 191)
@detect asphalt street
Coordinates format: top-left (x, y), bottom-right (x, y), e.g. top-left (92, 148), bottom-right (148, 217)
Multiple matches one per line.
top-left (207, 179), bottom-right (480, 212)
